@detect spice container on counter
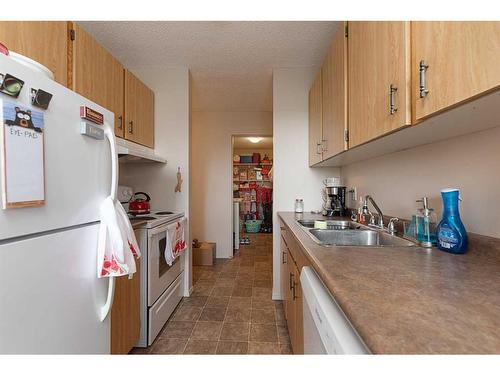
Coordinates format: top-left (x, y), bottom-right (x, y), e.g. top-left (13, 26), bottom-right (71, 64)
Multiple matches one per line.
top-left (294, 198), bottom-right (304, 213)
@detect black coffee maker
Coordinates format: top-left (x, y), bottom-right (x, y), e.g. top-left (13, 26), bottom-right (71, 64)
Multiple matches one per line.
top-left (325, 186), bottom-right (346, 217)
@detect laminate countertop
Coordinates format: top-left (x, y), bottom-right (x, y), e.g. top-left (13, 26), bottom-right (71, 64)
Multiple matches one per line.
top-left (278, 212), bottom-right (500, 354)
top-left (130, 219), bottom-right (147, 229)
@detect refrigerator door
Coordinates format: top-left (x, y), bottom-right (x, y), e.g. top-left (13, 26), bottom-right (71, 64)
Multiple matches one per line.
top-left (0, 54), bottom-right (113, 241)
top-left (0, 224), bottom-right (110, 354)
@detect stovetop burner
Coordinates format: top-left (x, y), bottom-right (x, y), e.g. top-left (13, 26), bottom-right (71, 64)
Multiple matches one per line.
top-left (155, 211), bottom-right (174, 215)
top-left (129, 216), bottom-right (157, 221)
top-left (127, 212), bottom-right (151, 216)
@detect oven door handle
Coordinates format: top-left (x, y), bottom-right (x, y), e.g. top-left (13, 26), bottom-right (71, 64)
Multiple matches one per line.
top-left (148, 221), bottom-right (179, 237)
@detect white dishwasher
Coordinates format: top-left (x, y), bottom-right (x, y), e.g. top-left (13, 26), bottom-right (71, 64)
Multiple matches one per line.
top-left (300, 266), bottom-right (370, 354)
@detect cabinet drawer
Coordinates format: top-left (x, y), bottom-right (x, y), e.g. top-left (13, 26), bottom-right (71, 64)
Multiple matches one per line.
top-left (148, 271), bottom-right (183, 345)
top-left (281, 226), bottom-right (310, 271)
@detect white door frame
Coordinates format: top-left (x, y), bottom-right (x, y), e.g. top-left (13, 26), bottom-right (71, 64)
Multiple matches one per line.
top-left (227, 133), bottom-right (273, 258)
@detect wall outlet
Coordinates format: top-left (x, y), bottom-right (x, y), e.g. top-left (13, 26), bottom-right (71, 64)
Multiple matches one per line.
top-left (349, 187), bottom-right (357, 202)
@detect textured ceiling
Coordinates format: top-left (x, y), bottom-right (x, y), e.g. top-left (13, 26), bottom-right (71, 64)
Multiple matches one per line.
top-left (78, 21), bottom-right (340, 111)
top-left (234, 136), bottom-right (273, 150)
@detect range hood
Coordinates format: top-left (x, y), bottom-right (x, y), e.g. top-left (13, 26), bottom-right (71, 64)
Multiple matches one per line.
top-left (116, 138), bottom-right (167, 163)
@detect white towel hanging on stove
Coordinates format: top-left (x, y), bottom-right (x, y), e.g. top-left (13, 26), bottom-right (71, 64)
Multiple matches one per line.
top-left (98, 196), bottom-right (141, 278)
top-left (164, 218), bottom-right (187, 266)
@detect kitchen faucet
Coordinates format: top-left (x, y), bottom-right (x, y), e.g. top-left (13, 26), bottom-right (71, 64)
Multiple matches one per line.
top-left (363, 195), bottom-right (384, 229)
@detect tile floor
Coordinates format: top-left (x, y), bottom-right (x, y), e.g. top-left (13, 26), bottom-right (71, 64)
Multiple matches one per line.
top-left (132, 233), bottom-right (291, 355)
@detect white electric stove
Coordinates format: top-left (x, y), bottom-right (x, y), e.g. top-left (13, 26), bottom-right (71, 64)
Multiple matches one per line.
top-left (118, 186), bottom-right (187, 347)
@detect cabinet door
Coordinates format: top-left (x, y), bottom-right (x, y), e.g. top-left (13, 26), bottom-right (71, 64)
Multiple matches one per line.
top-left (292, 264), bottom-right (304, 354)
top-left (321, 22), bottom-right (348, 159)
top-left (285, 259), bottom-right (296, 349)
top-left (308, 71), bottom-right (323, 166)
top-left (348, 21), bottom-right (411, 147)
top-left (124, 70), bottom-right (154, 148)
top-left (412, 21), bottom-right (500, 121)
top-left (70, 23), bottom-right (125, 137)
top-left (0, 21), bottom-right (68, 86)
top-left (111, 236), bottom-right (140, 354)
top-left (280, 235), bottom-right (289, 318)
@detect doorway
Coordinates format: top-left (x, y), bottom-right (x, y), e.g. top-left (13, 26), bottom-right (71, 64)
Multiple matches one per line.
top-left (232, 136), bottom-right (273, 254)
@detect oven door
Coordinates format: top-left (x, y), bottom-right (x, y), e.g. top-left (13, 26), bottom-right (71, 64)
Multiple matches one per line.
top-left (147, 220), bottom-right (183, 306)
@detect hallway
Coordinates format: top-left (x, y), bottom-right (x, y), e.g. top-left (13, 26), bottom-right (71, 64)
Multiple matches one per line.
top-left (133, 233), bottom-right (290, 354)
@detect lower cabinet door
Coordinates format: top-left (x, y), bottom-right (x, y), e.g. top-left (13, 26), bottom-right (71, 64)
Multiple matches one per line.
top-left (280, 236), bottom-right (289, 318)
top-left (292, 264), bottom-right (304, 354)
top-left (111, 253), bottom-right (141, 354)
top-left (285, 259), bottom-right (296, 350)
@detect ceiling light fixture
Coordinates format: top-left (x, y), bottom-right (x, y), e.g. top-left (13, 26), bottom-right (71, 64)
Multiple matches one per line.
top-left (247, 137), bottom-right (262, 144)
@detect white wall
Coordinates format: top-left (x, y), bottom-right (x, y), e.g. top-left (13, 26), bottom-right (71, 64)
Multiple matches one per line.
top-left (272, 68), bottom-right (340, 299)
top-left (191, 111), bottom-right (272, 258)
top-left (341, 126), bottom-right (500, 239)
top-left (118, 67), bottom-right (192, 292)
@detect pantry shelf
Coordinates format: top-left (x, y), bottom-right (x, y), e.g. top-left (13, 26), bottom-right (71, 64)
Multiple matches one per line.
top-left (233, 163), bottom-right (273, 166)
top-left (235, 180), bottom-right (271, 183)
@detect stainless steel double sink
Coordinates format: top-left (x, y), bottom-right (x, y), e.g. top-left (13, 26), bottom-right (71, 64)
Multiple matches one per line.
top-left (297, 219), bottom-right (417, 247)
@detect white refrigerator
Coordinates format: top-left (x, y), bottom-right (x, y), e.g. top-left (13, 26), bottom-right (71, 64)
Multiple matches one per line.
top-left (0, 53), bottom-right (116, 353)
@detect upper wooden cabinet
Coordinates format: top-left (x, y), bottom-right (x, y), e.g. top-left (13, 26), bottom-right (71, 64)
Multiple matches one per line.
top-left (321, 24), bottom-right (348, 159)
top-left (348, 21), bottom-right (411, 148)
top-left (0, 21), bottom-right (68, 86)
top-left (412, 21), bottom-right (500, 121)
top-left (69, 23), bottom-right (125, 137)
top-left (124, 70), bottom-right (154, 148)
top-left (308, 71), bottom-right (323, 166)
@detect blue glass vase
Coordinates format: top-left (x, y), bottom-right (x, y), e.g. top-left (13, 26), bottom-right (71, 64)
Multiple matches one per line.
top-left (436, 189), bottom-right (468, 254)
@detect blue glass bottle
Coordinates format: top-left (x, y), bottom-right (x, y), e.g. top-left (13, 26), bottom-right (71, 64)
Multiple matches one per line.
top-left (436, 189), bottom-right (468, 254)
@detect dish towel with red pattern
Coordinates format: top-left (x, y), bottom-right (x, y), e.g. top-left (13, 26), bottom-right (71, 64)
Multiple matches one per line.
top-left (97, 196), bottom-right (141, 279)
top-left (164, 218), bottom-right (187, 266)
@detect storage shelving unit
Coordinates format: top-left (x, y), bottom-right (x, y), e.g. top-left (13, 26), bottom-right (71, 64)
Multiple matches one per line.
top-left (233, 160), bottom-right (273, 231)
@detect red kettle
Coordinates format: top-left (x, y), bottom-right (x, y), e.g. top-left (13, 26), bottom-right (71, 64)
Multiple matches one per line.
top-left (129, 192), bottom-right (151, 215)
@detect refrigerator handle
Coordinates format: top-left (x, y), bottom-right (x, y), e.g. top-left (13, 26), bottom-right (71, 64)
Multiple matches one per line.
top-left (104, 123), bottom-right (118, 200)
top-left (99, 277), bottom-right (115, 322)
top-left (99, 123), bottom-right (118, 322)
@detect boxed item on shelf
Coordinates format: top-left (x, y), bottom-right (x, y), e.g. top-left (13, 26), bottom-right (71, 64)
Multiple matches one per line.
top-left (239, 155), bottom-right (253, 163)
top-left (248, 169), bottom-right (257, 180)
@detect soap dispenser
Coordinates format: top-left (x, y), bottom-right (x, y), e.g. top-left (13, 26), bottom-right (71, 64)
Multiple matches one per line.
top-left (436, 188), bottom-right (468, 254)
top-left (415, 197), bottom-right (437, 247)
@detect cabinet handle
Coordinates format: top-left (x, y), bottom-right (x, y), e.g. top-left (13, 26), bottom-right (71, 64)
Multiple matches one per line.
top-left (118, 115), bottom-right (123, 129)
top-left (321, 139), bottom-right (328, 152)
top-left (289, 272), bottom-right (294, 290)
top-left (282, 251), bottom-right (287, 264)
top-left (389, 84), bottom-right (398, 115)
top-left (419, 60), bottom-right (429, 98)
top-left (128, 120), bottom-right (134, 134)
top-left (316, 142), bottom-right (322, 155)
top-left (291, 277), bottom-right (297, 301)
